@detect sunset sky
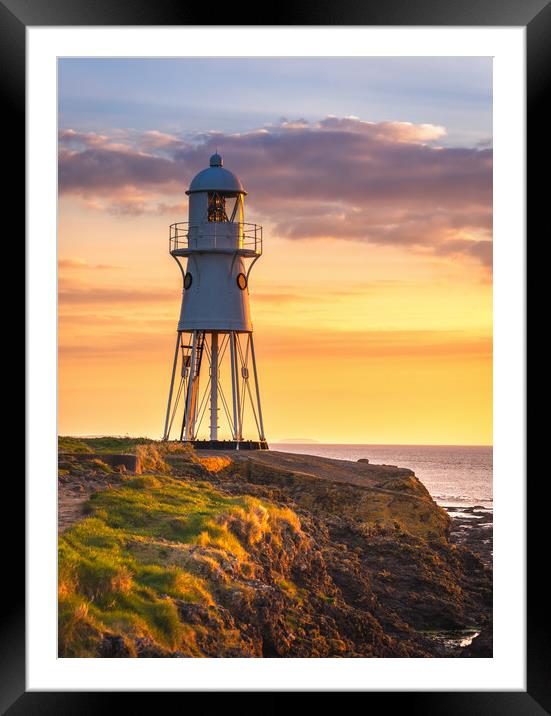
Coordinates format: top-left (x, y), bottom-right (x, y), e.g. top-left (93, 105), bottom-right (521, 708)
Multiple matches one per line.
top-left (58, 58), bottom-right (492, 445)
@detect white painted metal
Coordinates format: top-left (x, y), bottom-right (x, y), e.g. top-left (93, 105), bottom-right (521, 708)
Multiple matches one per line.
top-left (233, 334), bottom-right (243, 440)
top-left (163, 331), bottom-right (181, 440)
top-left (186, 154), bottom-right (246, 195)
top-left (229, 333), bottom-right (239, 440)
top-left (249, 334), bottom-right (266, 441)
top-left (178, 251), bottom-right (252, 332)
top-left (163, 154), bottom-right (267, 446)
top-left (183, 332), bottom-right (198, 441)
top-left (210, 332), bottom-right (219, 440)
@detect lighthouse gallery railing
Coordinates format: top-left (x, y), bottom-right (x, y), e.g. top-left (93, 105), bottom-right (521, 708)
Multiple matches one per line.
top-left (169, 222), bottom-right (262, 256)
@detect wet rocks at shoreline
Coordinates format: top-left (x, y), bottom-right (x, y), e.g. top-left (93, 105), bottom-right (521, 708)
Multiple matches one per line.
top-left (446, 505), bottom-right (493, 568)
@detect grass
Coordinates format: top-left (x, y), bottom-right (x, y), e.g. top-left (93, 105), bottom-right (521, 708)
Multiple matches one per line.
top-left (59, 436), bottom-right (157, 454)
top-left (194, 456), bottom-right (232, 473)
top-left (58, 472), bottom-right (302, 657)
top-left (134, 445), bottom-right (172, 475)
top-left (58, 436), bottom-right (199, 456)
top-left (275, 576), bottom-right (307, 605)
top-left (58, 437), bottom-right (200, 478)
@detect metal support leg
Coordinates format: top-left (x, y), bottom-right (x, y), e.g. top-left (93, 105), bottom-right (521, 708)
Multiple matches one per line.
top-left (229, 332), bottom-right (241, 442)
top-left (183, 332), bottom-right (198, 441)
top-left (163, 332), bottom-right (181, 440)
top-left (210, 332), bottom-right (218, 441)
top-left (249, 333), bottom-right (266, 441)
top-left (234, 334), bottom-right (243, 441)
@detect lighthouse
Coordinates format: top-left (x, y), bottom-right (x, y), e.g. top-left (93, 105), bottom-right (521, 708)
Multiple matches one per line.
top-left (162, 153), bottom-right (268, 450)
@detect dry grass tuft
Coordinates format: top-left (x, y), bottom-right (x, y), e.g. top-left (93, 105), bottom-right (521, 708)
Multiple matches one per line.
top-left (135, 445), bottom-right (172, 475)
top-left (196, 456), bottom-right (232, 473)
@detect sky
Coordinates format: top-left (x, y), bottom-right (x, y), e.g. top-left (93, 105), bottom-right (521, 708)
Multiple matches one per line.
top-left (58, 58), bottom-right (492, 445)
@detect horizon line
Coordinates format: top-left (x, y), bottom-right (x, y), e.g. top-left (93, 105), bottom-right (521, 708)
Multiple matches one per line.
top-left (59, 434), bottom-right (493, 449)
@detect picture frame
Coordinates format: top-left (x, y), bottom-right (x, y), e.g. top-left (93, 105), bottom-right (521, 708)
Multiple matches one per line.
top-left (8, 0), bottom-right (541, 709)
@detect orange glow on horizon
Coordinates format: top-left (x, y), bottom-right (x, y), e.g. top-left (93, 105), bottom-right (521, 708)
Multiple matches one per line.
top-left (58, 198), bottom-right (492, 446)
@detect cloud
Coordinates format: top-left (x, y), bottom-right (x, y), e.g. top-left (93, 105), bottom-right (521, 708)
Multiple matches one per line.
top-left (139, 130), bottom-right (185, 151)
top-left (317, 115), bottom-right (447, 143)
top-left (59, 326), bottom-right (491, 361)
top-left (59, 129), bottom-right (109, 148)
top-left (434, 238), bottom-right (493, 267)
top-left (58, 281), bottom-right (175, 306)
top-left (59, 258), bottom-right (120, 270)
top-left (58, 146), bottom-right (183, 195)
top-left (59, 128), bottom-right (187, 154)
top-left (58, 116), bottom-right (492, 267)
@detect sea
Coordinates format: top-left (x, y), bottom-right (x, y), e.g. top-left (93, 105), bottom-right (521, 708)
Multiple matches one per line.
top-left (269, 444), bottom-right (493, 510)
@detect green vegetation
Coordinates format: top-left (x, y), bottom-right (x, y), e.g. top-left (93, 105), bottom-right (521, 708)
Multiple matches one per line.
top-left (58, 472), bottom-right (302, 657)
top-left (90, 458), bottom-right (114, 474)
top-left (58, 437), bottom-right (198, 477)
top-left (57, 435), bottom-right (491, 657)
top-left (59, 436), bottom-right (155, 454)
top-left (275, 576), bottom-right (308, 605)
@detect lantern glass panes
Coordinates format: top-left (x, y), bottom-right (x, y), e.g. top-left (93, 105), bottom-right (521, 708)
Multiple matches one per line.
top-left (208, 192), bottom-right (227, 222)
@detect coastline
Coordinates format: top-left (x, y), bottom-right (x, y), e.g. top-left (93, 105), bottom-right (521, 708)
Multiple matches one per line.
top-left (270, 443), bottom-right (493, 509)
top-left (58, 440), bottom-right (492, 658)
top-left (446, 505), bottom-right (493, 568)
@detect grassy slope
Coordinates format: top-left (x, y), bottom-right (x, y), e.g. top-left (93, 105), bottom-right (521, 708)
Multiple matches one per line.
top-left (59, 436), bottom-right (155, 454)
top-left (59, 458), bottom-right (301, 657)
top-left (58, 438), bottom-right (487, 657)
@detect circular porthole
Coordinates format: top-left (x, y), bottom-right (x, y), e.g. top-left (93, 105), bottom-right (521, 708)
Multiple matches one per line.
top-left (184, 272), bottom-right (193, 290)
top-left (236, 273), bottom-right (247, 290)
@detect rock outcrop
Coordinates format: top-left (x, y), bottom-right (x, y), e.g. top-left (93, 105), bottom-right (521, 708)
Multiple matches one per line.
top-left (58, 445), bottom-right (492, 658)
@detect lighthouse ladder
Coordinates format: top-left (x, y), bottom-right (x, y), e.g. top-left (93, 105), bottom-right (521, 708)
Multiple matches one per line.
top-left (180, 331), bottom-right (206, 440)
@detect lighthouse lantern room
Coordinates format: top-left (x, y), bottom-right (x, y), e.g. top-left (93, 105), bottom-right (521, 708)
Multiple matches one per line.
top-left (163, 153), bottom-right (268, 449)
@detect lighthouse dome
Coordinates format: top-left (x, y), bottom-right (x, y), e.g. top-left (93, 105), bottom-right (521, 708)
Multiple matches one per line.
top-left (186, 154), bottom-right (247, 195)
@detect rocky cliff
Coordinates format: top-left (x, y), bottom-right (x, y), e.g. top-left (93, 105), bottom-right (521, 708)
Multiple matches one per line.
top-left (58, 441), bottom-right (492, 658)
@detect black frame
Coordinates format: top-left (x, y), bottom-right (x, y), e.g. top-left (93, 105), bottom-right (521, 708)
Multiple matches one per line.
top-left (8, 0), bottom-right (542, 711)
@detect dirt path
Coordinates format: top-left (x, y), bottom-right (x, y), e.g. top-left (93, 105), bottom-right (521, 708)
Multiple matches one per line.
top-left (58, 473), bottom-right (122, 533)
top-left (58, 487), bottom-right (89, 533)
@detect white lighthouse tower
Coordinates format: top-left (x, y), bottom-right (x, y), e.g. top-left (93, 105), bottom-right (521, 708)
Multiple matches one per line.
top-left (162, 153), bottom-right (268, 449)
